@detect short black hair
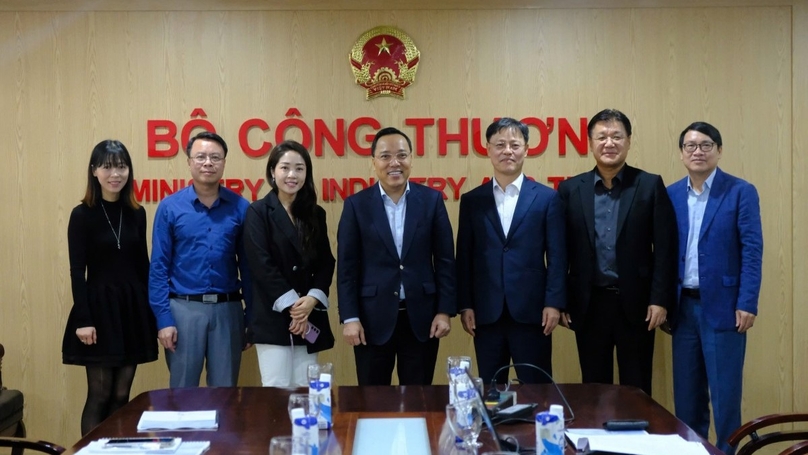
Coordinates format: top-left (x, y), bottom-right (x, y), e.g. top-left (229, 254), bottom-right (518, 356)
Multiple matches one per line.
top-left (485, 117), bottom-right (529, 143)
top-left (185, 131), bottom-right (228, 157)
top-left (678, 121), bottom-right (723, 148)
top-left (370, 127), bottom-right (412, 157)
top-left (587, 109), bottom-right (632, 138)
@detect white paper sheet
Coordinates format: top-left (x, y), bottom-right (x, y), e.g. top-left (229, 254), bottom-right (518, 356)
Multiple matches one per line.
top-left (566, 429), bottom-right (710, 455)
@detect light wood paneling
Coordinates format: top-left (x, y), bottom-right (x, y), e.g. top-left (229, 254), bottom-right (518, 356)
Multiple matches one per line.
top-left (0, 3), bottom-right (800, 451)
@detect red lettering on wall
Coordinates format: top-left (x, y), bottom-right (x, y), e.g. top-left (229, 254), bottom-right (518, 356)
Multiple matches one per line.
top-left (522, 117), bottom-right (551, 156)
top-left (147, 120), bottom-right (179, 158)
top-left (347, 117), bottom-right (381, 156)
top-left (437, 118), bottom-right (469, 156)
top-left (276, 117), bottom-right (312, 150)
top-left (239, 118), bottom-right (271, 158)
top-left (245, 179), bottom-right (264, 201)
top-left (314, 119), bottom-right (346, 157)
top-left (558, 117), bottom-right (588, 156)
top-left (547, 176), bottom-right (567, 189)
top-left (404, 118), bottom-right (435, 156)
top-left (471, 118), bottom-right (487, 156)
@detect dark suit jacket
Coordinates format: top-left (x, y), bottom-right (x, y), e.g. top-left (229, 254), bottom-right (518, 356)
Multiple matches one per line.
top-left (337, 182), bottom-right (457, 345)
top-left (557, 165), bottom-right (678, 325)
top-left (456, 177), bottom-right (567, 325)
top-left (243, 191), bottom-right (335, 353)
top-left (667, 168), bottom-right (763, 330)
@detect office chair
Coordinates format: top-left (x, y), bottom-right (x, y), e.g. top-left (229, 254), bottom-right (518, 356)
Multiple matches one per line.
top-left (780, 440), bottom-right (808, 455)
top-left (0, 437), bottom-right (65, 454)
top-left (728, 413), bottom-right (808, 455)
top-left (0, 343), bottom-right (26, 437)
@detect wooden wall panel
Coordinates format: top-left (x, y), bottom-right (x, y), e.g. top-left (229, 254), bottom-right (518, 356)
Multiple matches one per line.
top-left (0, 3), bottom-right (799, 450)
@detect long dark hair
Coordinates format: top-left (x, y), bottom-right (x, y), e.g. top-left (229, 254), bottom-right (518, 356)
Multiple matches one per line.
top-left (81, 140), bottom-right (139, 209)
top-left (266, 141), bottom-right (319, 258)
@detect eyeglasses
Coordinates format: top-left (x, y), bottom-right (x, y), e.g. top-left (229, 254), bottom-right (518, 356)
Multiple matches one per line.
top-left (682, 142), bottom-right (716, 154)
top-left (191, 154), bottom-right (224, 164)
top-left (490, 142), bottom-right (525, 153)
top-left (376, 152), bottom-right (411, 163)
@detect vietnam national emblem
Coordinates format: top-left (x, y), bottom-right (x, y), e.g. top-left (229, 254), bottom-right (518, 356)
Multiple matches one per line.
top-left (349, 26), bottom-right (420, 100)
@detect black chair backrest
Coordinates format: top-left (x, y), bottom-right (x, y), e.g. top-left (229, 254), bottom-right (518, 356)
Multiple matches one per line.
top-left (0, 437), bottom-right (65, 455)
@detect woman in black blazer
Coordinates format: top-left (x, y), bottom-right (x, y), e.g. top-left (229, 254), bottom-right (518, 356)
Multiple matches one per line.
top-left (243, 140), bottom-right (335, 386)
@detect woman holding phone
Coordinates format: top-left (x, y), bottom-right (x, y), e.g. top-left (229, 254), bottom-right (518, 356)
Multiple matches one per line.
top-left (244, 140), bottom-right (335, 386)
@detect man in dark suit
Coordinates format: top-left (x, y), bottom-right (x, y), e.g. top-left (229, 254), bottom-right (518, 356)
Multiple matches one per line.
top-left (456, 117), bottom-right (567, 384)
top-left (337, 127), bottom-right (456, 386)
top-left (557, 109), bottom-right (677, 396)
top-left (667, 122), bottom-right (762, 455)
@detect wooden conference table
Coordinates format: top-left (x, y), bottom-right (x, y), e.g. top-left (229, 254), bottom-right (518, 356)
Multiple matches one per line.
top-left (65, 384), bottom-right (722, 454)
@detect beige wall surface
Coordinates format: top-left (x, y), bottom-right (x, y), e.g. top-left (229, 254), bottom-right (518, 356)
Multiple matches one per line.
top-left (0, 1), bottom-right (803, 451)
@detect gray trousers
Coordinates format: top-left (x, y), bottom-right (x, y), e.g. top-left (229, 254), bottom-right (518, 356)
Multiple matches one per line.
top-left (165, 298), bottom-right (244, 388)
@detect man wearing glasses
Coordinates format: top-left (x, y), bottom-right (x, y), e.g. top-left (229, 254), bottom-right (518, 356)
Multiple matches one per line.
top-left (149, 131), bottom-right (252, 388)
top-left (667, 122), bottom-right (762, 455)
top-left (558, 109), bottom-right (677, 396)
top-left (456, 117), bottom-right (567, 384)
top-left (337, 127), bottom-right (456, 385)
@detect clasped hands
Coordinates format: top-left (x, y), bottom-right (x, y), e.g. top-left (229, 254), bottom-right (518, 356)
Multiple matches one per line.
top-left (288, 296), bottom-right (318, 336)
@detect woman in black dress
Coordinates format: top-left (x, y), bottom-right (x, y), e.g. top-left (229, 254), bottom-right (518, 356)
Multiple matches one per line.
top-left (63, 140), bottom-right (157, 435)
top-left (244, 140), bottom-right (335, 386)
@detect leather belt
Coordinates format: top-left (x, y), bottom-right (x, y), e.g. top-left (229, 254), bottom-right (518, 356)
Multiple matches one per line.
top-left (169, 292), bottom-right (242, 304)
top-left (399, 299), bottom-right (407, 311)
top-left (681, 288), bottom-right (701, 299)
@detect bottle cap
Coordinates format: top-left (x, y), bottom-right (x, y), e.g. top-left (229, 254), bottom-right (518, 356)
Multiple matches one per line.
top-left (549, 404), bottom-right (564, 420)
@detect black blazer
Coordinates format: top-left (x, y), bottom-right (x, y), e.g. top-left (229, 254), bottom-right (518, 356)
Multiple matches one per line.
top-left (243, 191), bottom-right (335, 353)
top-left (557, 165), bottom-right (678, 325)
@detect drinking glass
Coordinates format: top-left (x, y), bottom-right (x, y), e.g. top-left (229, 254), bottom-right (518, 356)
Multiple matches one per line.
top-left (452, 373), bottom-right (485, 403)
top-left (287, 393), bottom-right (319, 420)
top-left (307, 362), bottom-right (333, 386)
top-left (269, 435), bottom-right (310, 455)
top-left (446, 356), bottom-right (472, 379)
top-left (446, 399), bottom-right (484, 454)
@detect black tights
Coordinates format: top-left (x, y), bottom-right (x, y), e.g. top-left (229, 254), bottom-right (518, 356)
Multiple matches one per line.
top-left (81, 365), bottom-right (136, 435)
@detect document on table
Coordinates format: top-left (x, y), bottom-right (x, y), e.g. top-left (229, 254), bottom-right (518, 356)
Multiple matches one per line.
top-left (137, 411), bottom-right (218, 431)
top-left (566, 429), bottom-right (710, 455)
top-left (352, 418), bottom-right (431, 455)
top-left (75, 439), bottom-right (210, 455)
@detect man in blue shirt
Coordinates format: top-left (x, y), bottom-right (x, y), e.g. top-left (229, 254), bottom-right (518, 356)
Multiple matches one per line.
top-left (667, 122), bottom-right (762, 455)
top-left (149, 131), bottom-right (252, 388)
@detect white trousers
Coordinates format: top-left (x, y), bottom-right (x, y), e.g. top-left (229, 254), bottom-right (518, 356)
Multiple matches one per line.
top-left (255, 343), bottom-right (317, 387)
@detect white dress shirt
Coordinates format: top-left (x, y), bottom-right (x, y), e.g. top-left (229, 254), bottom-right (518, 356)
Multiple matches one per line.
top-left (493, 173), bottom-right (524, 236)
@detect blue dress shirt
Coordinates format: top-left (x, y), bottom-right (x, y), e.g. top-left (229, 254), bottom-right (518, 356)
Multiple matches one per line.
top-left (683, 169), bottom-right (717, 289)
top-left (149, 185), bottom-right (252, 330)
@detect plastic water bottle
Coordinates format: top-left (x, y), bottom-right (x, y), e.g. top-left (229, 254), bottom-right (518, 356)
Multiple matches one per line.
top-left (535, 411), bottom-right (564, 455)
top-left (549, 404), bottom-right (566, 450)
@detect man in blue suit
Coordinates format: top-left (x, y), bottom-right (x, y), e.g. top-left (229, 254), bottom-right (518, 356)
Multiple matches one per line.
top-left (337, 127), bottom-right (456, 386)
top-left (667, 121), bottom-right (763, 455)
top-left (456, 118), bottom-right (566, 384)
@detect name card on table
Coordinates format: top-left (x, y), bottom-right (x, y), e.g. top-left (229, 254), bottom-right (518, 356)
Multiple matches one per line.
top-left (137, 411), bottom-right (218, 431)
